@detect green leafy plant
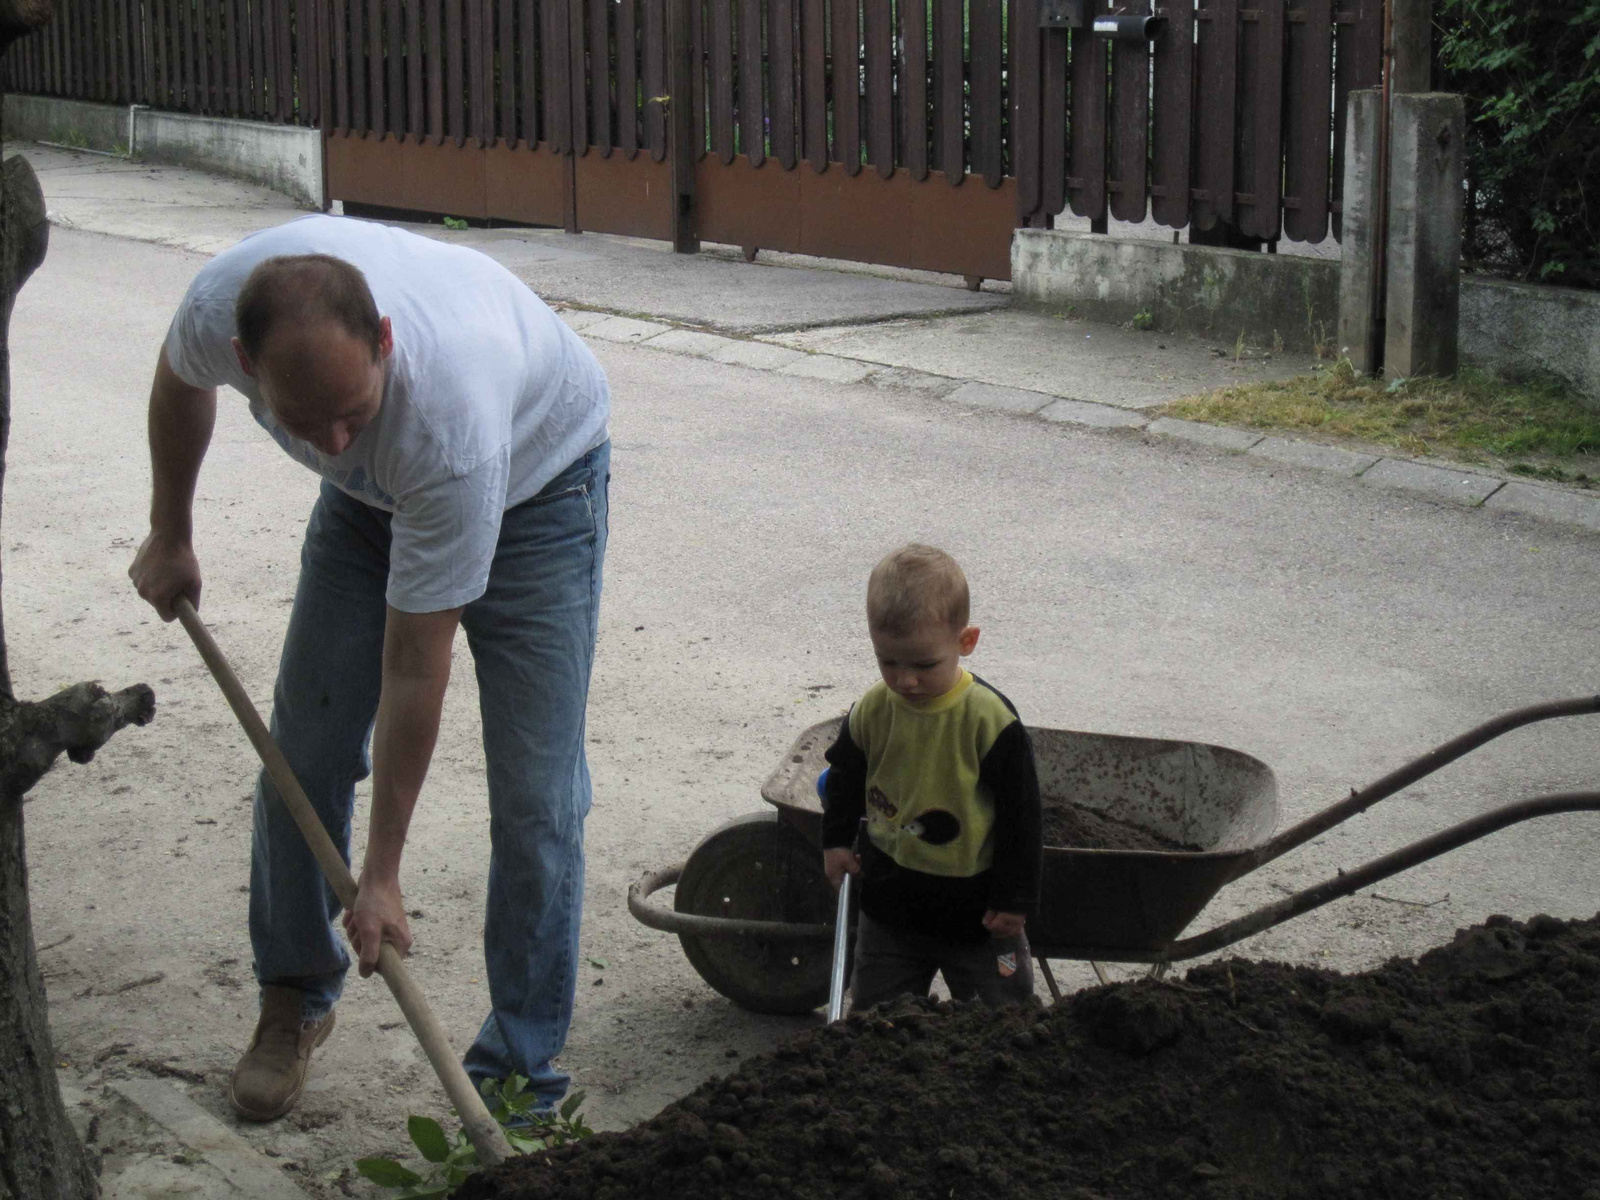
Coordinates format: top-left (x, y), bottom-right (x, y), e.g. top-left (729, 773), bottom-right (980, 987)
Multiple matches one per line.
top-left (1437, 0), bottom-right (1600, 287)
top-left (1130, 308), bottom-right (1154, 331)
top-left (355, 1076), bottom-right (594, 1197)
top-left (442, 216), bottom-right (469, 231)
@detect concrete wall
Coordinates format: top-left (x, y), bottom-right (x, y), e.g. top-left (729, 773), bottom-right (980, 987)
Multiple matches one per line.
top-left (2, 95), bottom-right (322, 209)
top-left (3, 94), bottom-right (131, 153)
top-left (1460, 277), bottom-right (1600, 404)
top-left (1011, 229), bottom-right (1342, 356)
top-left (1014, 229), bottom-right (1600, 405)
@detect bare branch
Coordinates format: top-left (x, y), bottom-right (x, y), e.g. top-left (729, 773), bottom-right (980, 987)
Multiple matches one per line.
top-left (0, 681), bottom-right (156, 803)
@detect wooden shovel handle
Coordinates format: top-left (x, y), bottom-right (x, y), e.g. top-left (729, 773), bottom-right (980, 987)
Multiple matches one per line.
top-left (173, 597), bottom-right (511, 1167)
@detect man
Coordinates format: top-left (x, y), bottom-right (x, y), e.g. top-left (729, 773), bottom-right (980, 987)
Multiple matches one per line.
top-left (130, 214), bottom-right (610, 1122)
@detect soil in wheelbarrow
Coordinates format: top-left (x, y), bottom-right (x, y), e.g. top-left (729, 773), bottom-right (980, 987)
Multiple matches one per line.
top-left (1040, 796), bottom-right (1201, 852)
top-left (458, 911), bottom-right (1600, 1200)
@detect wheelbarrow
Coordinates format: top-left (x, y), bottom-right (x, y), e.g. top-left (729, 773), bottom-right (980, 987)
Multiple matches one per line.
top-left (628, 697), bottom-right (1600, 1014)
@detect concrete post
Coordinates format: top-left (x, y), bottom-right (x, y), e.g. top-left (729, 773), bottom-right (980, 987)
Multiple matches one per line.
top-left (1384, 93), bottom-right (1465, 379)
top-left (1337, 89), bottom-right (1383, 374)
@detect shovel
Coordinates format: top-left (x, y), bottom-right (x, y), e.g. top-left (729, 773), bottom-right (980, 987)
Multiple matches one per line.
top-left (826, 817), bottom-right (867, 1023)
top-left (173, 597), bottom-right (512, 1167)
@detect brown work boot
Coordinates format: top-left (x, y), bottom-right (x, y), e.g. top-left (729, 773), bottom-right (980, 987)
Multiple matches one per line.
top-left (228, 986), bottom-right (335, 1121)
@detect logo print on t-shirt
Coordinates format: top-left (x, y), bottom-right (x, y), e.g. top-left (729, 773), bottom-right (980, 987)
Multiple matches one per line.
top-left (866, 786), bottom-right (898, 818)
top-left (902, 809), bottom-right (961, 846)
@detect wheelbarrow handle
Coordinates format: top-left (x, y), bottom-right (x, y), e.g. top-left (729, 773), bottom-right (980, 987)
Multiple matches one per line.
top-left (1156, 788), bottom-right (1600, 964)
top-left (1243, 695), bottom-right (1600, 877)
top-left (627, 865), bottom-right (835, 940)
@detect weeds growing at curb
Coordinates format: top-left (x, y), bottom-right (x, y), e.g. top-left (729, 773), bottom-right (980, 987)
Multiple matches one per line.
top-left (1161, 362), bottom-right (1600, 483)
top-left (356, 1075), bottom-right (594, 1197)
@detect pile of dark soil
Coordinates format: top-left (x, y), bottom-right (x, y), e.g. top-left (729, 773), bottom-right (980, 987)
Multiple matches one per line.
top-left (1040, 797), bottom-right (1200, 852)
top-left (459, 913), bottom-right (1600, 1200)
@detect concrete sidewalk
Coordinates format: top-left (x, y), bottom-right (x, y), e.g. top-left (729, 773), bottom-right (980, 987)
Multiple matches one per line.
top-left (11, 140), bottom-right (1599, 533)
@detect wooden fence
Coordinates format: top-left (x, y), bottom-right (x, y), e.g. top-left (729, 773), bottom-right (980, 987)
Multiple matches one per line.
top-left (2, 0), bottom-right (1385, 277)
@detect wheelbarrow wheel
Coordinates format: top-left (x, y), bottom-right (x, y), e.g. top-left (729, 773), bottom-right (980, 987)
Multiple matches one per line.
top-left (674, 810), bottom-right (843, 1015)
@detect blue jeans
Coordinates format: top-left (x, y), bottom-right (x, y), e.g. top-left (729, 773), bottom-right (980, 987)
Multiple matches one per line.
top-left (248, 441), bottom-right (609, 1105)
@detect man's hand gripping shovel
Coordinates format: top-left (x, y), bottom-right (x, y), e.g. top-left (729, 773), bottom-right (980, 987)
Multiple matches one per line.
top-left (173, 597), bottom-right (514, 1166)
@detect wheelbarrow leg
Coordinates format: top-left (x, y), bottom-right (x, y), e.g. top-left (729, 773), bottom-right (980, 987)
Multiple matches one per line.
top-left (1036, 956), bottom-right (1062, 1003)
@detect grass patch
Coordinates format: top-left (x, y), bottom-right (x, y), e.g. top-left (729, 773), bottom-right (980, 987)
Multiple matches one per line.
top-left (1161, 363), bottom-right (1599, 485)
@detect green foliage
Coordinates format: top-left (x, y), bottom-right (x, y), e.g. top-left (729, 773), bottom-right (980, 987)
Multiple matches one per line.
top-left (1437, 0), bottom-right (1600, 287)
top-left (442, 216), bottom-right (469, 231)
top-left (355, 1076), bottom-right (595, 1198)
top-left (1130, 309), bottom-right (1154, 331)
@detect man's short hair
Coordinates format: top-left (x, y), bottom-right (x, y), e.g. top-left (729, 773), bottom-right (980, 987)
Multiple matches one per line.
top-left (866, 544), bottom-right (970, 635)
top-left (235, 254), bottom-right (384, 362)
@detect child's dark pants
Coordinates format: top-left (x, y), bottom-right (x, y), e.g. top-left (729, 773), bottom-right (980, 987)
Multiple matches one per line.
top-left (849, 911), bottom-right (1035, 1011)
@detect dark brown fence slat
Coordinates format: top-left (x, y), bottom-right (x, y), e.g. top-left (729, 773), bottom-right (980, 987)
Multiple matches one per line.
top-left (521, 0), bottom-right (540, 143)
top-left (411, 0), bottom-right (429, 138)
top-left (427, 0), bottom-right (446, 138)
top-left (645, 0), bottom-right (667, 157)
top-left (386, 0), bottom-right (405, 134)
top-left (1041, 26), bottom-right (1067, 214)
top-left (1192, 0), bottom-right (1236, 229)
top-left (543, 0), bottom-right (569, 151)
top-left (800, 0), bottom-right (825, 169)
top-left (364, 0), bottom-right (382, 134)
top-left (933, 0), bottom-right (962, 177)
top-left (1283, 0), bottom-right (1331, 241)
top-left (831, 0), bottom-right (859, 172)
top-left (690, 0), bottom-right (705, 156)
top-left (1150, 0), bottom-right (1194, 227)
top-left (619, 0), bottom-right (639, 156)
top-left (709, 0), bottom-right (733, 161)
top-left (260, 0), bottom-right (275, 116)
top-left (1331, 0), bottom-right (1381, 238)
top-left (901, 0), bottom-right (928, 179)
top-left (567, 0), bottom-right (587, 150)
top-left (332, 0), bottom-right (349, 128)
top-left (210, 0), bottom-right (225, 110)
top-left (305, 0), bottom-right (324, 127)
top-left (497, 0), bottom-right (514, 140)
top-left (1013, 0), bottom-right (1041, 215)
top-left (588, 0), bottom-right (611, 150)
top-left (245, 0), bottom-right (262, 116)
top-left (446, 0), bottom-right (465, 141)
top-left (769, 0), bottom-right (795, 167)
top-left (192, 0), bottom-right (207, 111)
top-left (223, 0), bottom-right (239, 113)
top-left (471, 0), bottom-right (491, 145)
top-left (59, 0), bottom-right (73, 101)
top-left (1241, 0), bottom-right (1284, 239)
top-left (969, 0), bottom-right (1002, 187)
top-left (182, 0), bottom-right (197, 111)
top-left (863, 0), bottom-right (891, 176)
top-left (739, 0), bottom-right (763, 163)
top-left (343, 0), bottom-right (364, 127)
top-left (280, 0), bottom-right (297, 120)
top-left (1068, 23), bottom-right (1106, 218)
top-left (1109, 22), bottom-right (1150, 221)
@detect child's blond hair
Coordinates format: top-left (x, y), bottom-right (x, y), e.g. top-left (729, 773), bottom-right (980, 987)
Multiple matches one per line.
top-left (866, 544), bottom-right (970, 636)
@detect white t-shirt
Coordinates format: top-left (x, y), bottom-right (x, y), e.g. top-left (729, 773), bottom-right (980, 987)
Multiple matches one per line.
top-left (163, 214), bottom-right (611, 613)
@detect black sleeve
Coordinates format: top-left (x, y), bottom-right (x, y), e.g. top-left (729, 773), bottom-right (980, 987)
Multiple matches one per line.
top-left (820, 710), bottom-right (868, 850)
top-left (978, 720), bottom-right (1043, 918)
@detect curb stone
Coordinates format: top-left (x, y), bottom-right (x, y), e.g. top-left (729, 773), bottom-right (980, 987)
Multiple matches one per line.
top-left (1359, 458), bottom-right (1504, 506)
top-left (108, 1080), bottom-right (313, 1200)
top-left (1146, 417), bottom-right (1264, 451)
top-left (565, 308), bottom-right (1600, 536)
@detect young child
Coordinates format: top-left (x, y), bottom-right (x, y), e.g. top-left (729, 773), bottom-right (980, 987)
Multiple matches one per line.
top-left (821, 544), bottom-right (1042, 1012)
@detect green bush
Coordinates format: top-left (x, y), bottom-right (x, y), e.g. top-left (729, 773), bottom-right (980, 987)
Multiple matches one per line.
top-left (1437, 0), bottom-right (1600, 288)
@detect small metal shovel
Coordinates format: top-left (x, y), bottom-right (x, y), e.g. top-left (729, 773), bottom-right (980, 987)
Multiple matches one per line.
top-left (826, 817), bottom-right (867, 1023)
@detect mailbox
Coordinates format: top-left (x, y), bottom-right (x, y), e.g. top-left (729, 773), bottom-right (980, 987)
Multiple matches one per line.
top-left (1091, 13), bottom-right (1167, 38)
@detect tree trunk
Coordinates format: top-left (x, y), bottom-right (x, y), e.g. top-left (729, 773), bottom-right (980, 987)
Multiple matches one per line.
top-left (0, 8), bottom-right (159, 1195)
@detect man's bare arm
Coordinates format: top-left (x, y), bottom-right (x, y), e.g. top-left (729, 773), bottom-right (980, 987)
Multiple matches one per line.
top-left (343, 604), bottom-right (463, 975)
top-left (130, 349), bottom-right (217, 619)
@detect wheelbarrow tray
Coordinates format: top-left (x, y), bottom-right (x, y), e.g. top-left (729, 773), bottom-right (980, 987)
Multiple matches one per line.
top-left (761, 717), bottom-right (1279, 958)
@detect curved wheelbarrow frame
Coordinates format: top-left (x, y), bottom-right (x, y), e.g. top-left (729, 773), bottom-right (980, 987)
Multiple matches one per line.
top-left (630, 696), bottom-right (1600, 1009)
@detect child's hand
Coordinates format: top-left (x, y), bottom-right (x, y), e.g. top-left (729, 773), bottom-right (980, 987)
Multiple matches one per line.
top-left (823, 847), bottom-right (861, 892)
top-left (983, 910), bottom-right (1025, 939)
